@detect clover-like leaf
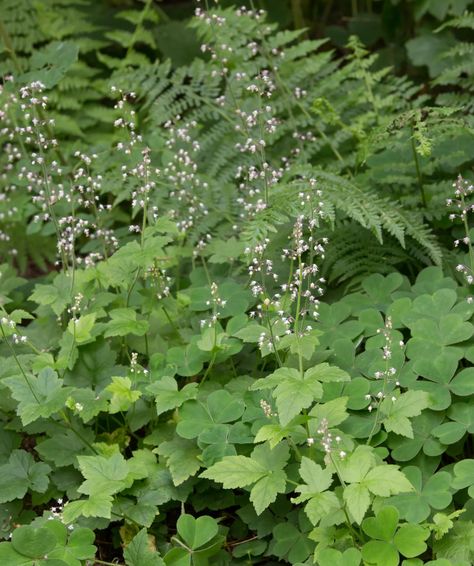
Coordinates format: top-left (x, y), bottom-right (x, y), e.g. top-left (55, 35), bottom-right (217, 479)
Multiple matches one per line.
top-left (177, 514), bottom-right (218, 550)
top-left (177, 389), bottom-right (245, 440)
top-left (393, 523), bottom-right (429, 557)
top-left (316, 547), bottom-right (361, 566)
top-left (11, 525), bottom-right (57, 558)
top-left (451, 459), bottom-right (474, 497)
top-left (389, 467), bottom-right (452, 523)
top-left (361, 507), bottom-right (429, 566)
top-left (362, 506), bottom-right (399, 542)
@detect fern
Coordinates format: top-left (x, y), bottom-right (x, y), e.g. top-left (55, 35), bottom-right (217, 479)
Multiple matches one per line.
top-left (321, 223), bottom-right (420, 287)
top-left (0, 0), bottom-right (45, 75)
top-left (1, 2), bottom-right (471, 284)
top-left (112, 6), bottom-right (462, 276)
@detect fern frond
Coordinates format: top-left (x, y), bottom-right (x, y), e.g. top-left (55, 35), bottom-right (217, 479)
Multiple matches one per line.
top-left (436, 12), bottom-right (474, 31)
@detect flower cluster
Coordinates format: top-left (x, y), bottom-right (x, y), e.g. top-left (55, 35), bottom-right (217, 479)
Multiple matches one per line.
top-left (163, 119), bottom-right (209, 234)
top-left (447, 175), bottom-right (474, 301)
top-left (260, 399), bottom-right (277, 418)
top-left (308, 417), bottom-right (345, 460)
top-left (200, 282), bottom-right (227, 328)
top-left (130, 352), bottom-right (149, 378)
top-left (366, 316), bottom-right (402, 412)
top-left (245, 181), bottom-right (327, 355)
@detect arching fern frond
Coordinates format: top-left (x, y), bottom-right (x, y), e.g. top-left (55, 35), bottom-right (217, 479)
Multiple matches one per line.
top-left (321, 223), bottom-right (419, 287)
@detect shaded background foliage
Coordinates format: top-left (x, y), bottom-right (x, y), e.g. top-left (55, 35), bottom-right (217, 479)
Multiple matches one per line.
top-left (0, 1), bottom-right (474, 565)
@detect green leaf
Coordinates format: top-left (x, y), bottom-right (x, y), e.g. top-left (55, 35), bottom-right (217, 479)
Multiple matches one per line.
top-left (304, 492), bottom-right (340, 526)
top-left (362, 540), bottom-right (399, 566)
top-left (162, 546), bottom-right (190, 566)
top-left (5, 367), bottom-right (71, 425)
top-left (433, 520), bottom-right (474, 563)
top-left (233, 323), bottom-right (268, 343)
top-left (62, 493), bottom-right (114, 522)
top-left (200, 443), bottom-right (289, 514)
top-left (390, 391), bottom-right (431, 418)
top-left (186, 281), bottom-right (251, 317)
top-left (24, 41), bottom-right (79, 87)
top-left (124, 529), bottom-right (165, 566)
top-left (363, 465), bottom-right (414, 496)
top-left (339, 445), bottom-right (376, 483)
top-left (450, 367), bottom-right (474, 396)
top-left (254, 422), bottom-right (306, 449)
top-left (271, 522), bottom-right (313, 563)
top-left (177, 515), bottom-right (218, 550)
top-left (293, 457), bottom-right (333, 502)
top-left (207, 237), bottom-right (245, 263)
top-left (432, 511), bottom-right (466, 540)
top-left (104, 308), bottom-right (149, 338)
top-left (452, 459), bottom-right (474, 496)
top-left (293, 459), bottom-right (340, 526)
top-left (98, 236), bottom-right (170, 288)
top-left (177, 390), bottom-right (244, 440)
top-left (389, 468), bottom-right (452, 523)
top-left (156, 437), bottom-right (201, 486)
top-left (344, 483), bottom-right (370, 524)
top-left (36, 428), bottom-right (95, 467)
top-left (30, 274), bottom-right (71, 315)
top-left (362, 506), bottom-right (399, 542)
top-left (0, 543), bottom-right (29, 565)
top-left (67, 313), bottom-right (96, 344)
top-left (166, 344), bottom-right (208, 377)
top-left (251, 442), bottom-right (290, 471)
top-left (135, 465), bottom-right (190, 507)
top-left (407, 315), bottom-right (472, 379)
top-left (106, 376), bottom-right (141, 413)
top-left (304, 363), bottom-right (350, 383)
top-left (309, 396), bottom-right (349, 427)
top-left (382, 391), bottom-right (430, 439)
top-left (69, 388), bottom-right (109, 423)
top-left (127, 449), bottom-right (159, 482)
top-left (394, 524), bottom-right (429, 558)
top-left (114, 498), bottom-right (157, 528)
top-left (317, 547), bottom-right (362, 566)
top-left (52, 526), bottom-right (97, 564)
top-left (278, 331), bottom-right (321, 360)
top-left (0, 450), bottom-right (50, 503)
top-left (147, 377), bottom-right (198, 416)
top-left (432, 421), bottom-right (466, 444)
top-left (250, 470), bottom-right (286, 515)
top-left (406, 33), bottom-right (455, 78)
top-left (11, 525), bottom-right (57, 558)
top-left (200, 455), bottom-right (267, 488)
top-left (76, 453), bottom-right (133, 506)
top-left (388, 411), bottom-right (444, 462)
top-left (76, 454), bottom-right (119, 493)
top-left (252, 366), bottom-right (323, 426)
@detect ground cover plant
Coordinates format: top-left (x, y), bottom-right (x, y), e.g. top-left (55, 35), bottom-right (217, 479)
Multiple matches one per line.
top-left (0, 0), bottom-right (473, 564)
